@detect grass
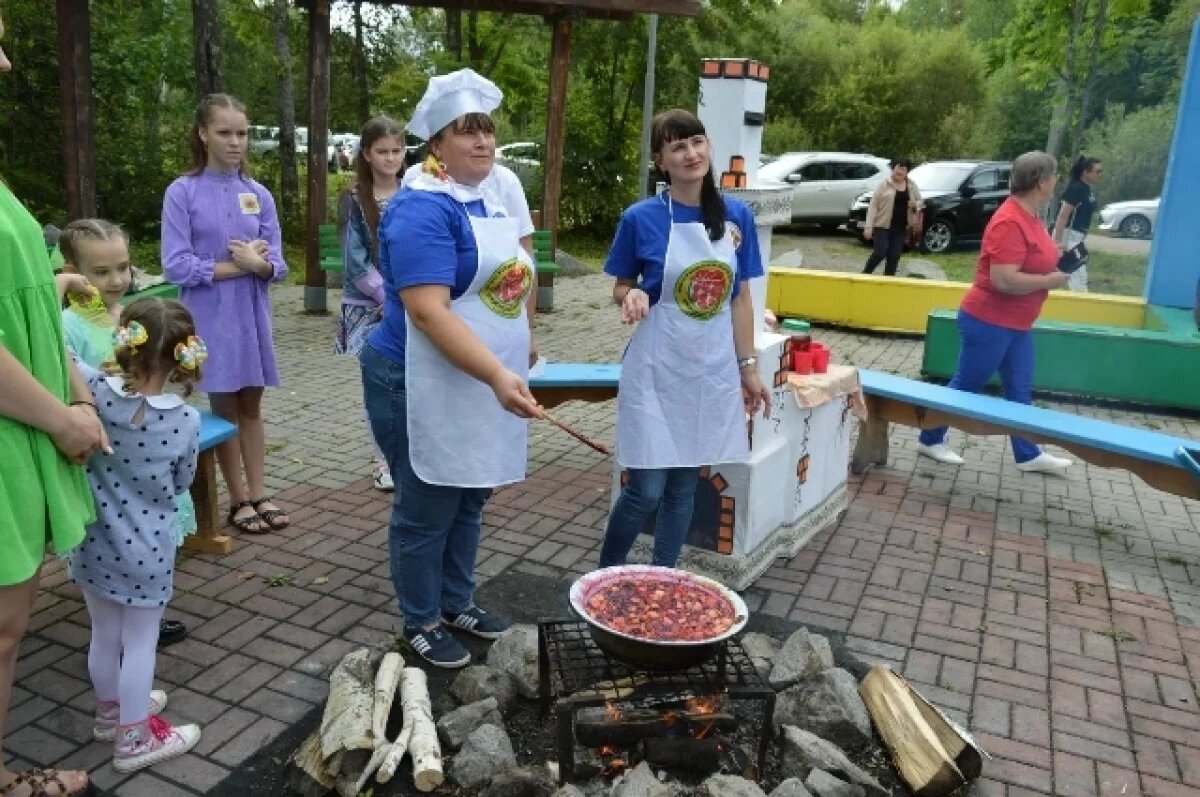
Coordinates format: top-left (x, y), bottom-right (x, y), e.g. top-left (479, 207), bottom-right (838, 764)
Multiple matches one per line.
top-left (825, 241), bottom-right (1149, 297)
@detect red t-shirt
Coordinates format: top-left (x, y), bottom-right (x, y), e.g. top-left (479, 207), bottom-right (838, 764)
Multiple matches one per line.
top-left (959, 197), bottom-right (1060, 331)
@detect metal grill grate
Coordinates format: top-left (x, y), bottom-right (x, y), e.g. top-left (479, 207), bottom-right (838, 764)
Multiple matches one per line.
top-left (538, 619), bottom-right (775, 784)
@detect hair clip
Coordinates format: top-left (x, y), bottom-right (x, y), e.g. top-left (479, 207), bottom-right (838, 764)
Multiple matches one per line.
top-left (115, 321), bottom-right (149, 353)
top-left (422, 154), bottom-right (449, 182)
top-left (174, 335), bottom-right (208, 372)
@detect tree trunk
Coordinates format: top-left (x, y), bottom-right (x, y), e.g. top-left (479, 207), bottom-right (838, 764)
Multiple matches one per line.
top-left (1044, 0), bottom-right (1089, 160)
top-left (467, 12), bottom-right (483, 69)
top-left (1071, 0), bottom-right (1110, 159)
top-left (352, 1), bottom-right (370, 123)
top-left (446, 9), bottom-right (463, 61)
top-left (192, 0), bottom-right (224, 97)
top-left (273, 0), bottom-right (298, 222)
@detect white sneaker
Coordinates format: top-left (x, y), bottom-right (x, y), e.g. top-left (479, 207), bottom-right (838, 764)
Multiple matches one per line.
top-left (917, 443), bottom-right (965, 465)
top-left (113, 716), bottom-right (201, 773)
top-left (373, 467), bottom-right (394, 492)
top-left (1016, 452), bottom-right (1072, 473)
top-left (93, 690), bottom-right (169, 741)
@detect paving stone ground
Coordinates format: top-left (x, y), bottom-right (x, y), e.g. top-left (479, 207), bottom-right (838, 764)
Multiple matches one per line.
top-left (6, 274), bottom-right (1200, 796)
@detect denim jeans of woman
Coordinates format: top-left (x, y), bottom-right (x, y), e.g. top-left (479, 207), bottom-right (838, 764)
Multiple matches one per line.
top-left (918, 309), bottom-right (1041, 462)
top-left (360, 343), bottom-right (491, 629)
top-left (598, 466), bottom-right (700, 568)
top-left (862, 226), bottom-right (906, 276)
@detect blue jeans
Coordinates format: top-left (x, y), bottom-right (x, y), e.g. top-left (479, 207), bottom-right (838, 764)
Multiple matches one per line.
top-left (918, 310), bottom-right (1041, 463)
top-left (360, 344), bottom-right (491, 629)
top-left (598, 467), bottom-right (700, 568)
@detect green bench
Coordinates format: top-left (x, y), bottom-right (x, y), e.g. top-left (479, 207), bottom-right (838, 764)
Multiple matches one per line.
top-left (319, 222), bottom-right (343, 272)
top-left (532, 229), bottom-right (560, 312)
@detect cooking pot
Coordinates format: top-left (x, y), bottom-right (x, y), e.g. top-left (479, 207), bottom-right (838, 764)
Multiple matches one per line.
top-left (569, 565), bottom-right (748, 670)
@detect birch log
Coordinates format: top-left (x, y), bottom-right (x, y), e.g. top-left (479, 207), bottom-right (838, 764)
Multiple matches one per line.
top-left (319, 648), bottom-right (376, 761)
top-left (350, 652), bottom-right (405, 793)
top-left (377, 667), bottom-right (444, 791)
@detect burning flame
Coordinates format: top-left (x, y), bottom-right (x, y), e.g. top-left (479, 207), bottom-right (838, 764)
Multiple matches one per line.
top-left (685, 693), bottom-right (725, 714)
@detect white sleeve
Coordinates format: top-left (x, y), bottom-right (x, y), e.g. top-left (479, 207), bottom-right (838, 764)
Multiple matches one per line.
top-left (490, 165), bottom-right (535, 237)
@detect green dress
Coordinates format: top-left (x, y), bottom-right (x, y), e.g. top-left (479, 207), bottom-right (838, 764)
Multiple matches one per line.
top-left (0, 184), bottom-right (94, 585)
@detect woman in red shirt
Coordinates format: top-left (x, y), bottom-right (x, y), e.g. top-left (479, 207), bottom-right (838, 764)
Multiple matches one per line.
top-left (918, 151), bottom-right (1073, 473)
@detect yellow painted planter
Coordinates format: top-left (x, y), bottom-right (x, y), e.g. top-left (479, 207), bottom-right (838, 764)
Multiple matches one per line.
top-left (766, 268), bottom-right (1146, 333)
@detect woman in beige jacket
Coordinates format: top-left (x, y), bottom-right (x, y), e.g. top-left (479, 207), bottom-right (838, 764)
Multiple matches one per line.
top-left (863, 157), bottom-right (922, 276)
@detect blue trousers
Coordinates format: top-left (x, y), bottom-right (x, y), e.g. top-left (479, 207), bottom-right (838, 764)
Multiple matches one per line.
top-left (360, 344), bottom-right (490, 629)
top-left (918, 310), bottom-right (1041, 463)
top-left (598, 467), bottom-right (700, 568)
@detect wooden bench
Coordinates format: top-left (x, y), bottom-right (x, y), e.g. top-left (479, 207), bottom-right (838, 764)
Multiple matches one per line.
top-left (182, 411), bottom-right (239, 554)
top-left (854, 369), bottom-right (1200, 501)
top-left (532, 229), bottom-right (561, 312)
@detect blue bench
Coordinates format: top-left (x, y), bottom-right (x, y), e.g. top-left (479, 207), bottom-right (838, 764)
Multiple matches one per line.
top-left (855, 369), bottom-right (1200, 501)
top-left (182, 411), bottom-right (239, 555)
top-left (526, 361), bottom-right (1200, 501)
top-left (529, 363), bottom-right (620, 409)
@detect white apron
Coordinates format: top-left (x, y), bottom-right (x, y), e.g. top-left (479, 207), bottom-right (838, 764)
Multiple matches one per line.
top-left (615, 195), bottom-right (749, 469)
top-left (405, 208), bottom-right (533, 488)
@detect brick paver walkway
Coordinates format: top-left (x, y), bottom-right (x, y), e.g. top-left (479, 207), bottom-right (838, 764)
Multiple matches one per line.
top-left (6, 275), bottom-right (1200, 795)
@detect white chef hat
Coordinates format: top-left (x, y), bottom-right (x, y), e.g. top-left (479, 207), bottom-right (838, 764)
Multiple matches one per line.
top-left (407, 68), bottom-right (503, 142)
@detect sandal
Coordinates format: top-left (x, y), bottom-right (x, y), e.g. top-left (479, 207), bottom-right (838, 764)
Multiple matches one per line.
top-left (0, 768), bottom-right (93, 796)
top-left (250, 497), bottom-right (290, 531)
top-left (227, 500), bottom-right (271, 535)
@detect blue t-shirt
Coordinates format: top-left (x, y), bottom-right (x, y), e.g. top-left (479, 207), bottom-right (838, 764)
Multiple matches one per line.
top-left (368, 190), bottom-right (490, 365)
top-left (603, 194), bottom-right (764, 304)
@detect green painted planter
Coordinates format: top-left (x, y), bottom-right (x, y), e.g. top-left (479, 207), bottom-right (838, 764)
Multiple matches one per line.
top-left (922, 307), bottom-right (1200, 410)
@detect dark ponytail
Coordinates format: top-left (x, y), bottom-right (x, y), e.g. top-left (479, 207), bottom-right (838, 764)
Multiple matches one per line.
top-left (650, 109), bottom-right (726, 242)
top-left (1070, 155), bottom-right (1101, 182)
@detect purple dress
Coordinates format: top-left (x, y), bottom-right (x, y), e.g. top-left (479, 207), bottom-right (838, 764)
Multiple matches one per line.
top-left (161, 168), bottom-right (288, 393)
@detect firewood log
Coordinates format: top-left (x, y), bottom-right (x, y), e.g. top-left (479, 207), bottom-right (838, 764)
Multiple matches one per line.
top-left (377, 667), bottom-right (444, 791)
top-left (858, 665), bottom-right (968, 797)
top-left (286, 731), bottom-right (336, 797)
top-left (319, 648), bottom-right (376, 762)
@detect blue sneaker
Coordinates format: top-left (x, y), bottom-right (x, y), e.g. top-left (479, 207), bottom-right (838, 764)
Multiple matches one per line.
top-left (442, 605), bottom-right (511, 640)
top-left (404, 625), bottom-right (471, 669)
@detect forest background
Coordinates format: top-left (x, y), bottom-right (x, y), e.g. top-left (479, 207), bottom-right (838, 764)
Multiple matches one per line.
top-left (0, 0), bottom-right (1196, 260)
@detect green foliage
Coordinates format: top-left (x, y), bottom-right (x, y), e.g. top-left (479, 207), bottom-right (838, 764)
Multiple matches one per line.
top-left (1083, 102), bottom-right (1178, 201)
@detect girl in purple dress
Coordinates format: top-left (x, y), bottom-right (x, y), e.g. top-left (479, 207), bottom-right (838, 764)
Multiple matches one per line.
top-left (161, 94), bottom-right (290, 535)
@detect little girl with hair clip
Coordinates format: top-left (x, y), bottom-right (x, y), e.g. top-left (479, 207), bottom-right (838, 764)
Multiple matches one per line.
top-left (69, 297), bottom-right (205, 772)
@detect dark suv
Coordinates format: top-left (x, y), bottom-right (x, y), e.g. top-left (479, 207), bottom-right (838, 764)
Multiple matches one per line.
top-left (849, 160), bottom-right (1012, 254)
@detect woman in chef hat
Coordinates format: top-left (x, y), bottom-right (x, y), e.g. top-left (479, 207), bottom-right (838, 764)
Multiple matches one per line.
top-left (360, 68), bottom-right (540, 669)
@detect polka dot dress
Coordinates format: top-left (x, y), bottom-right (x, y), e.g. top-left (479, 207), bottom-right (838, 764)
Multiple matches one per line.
top-left (69, 367), bottom-right (200, 608)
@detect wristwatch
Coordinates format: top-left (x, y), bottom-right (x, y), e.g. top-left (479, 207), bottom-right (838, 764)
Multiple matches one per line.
top-left (737, 356), bottom-right (757, 369)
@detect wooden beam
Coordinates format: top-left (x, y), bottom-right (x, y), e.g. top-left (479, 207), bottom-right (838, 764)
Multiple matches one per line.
top-left (304, 0), bottom-right (331, 312)
top-left (861, 395), bottom-right (1200, 501)
top-left (540, 15), bottom-right (571, 251)
top-left (352, 0), bottom-right (700, 18)
top-left (56, 0), bottom-right (95, 220)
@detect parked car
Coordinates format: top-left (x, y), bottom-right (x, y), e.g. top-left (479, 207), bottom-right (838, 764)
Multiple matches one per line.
top-left (756, 152), bottom-right (889, 228)
top-left (849, 160), bottom-right (1011, 254)
top-left (1098, 197), bottom-right (1158, 239)
top-left (496, 141), bottom-right (541, 193)
top-left (249, 125), bottom-right (279, 157)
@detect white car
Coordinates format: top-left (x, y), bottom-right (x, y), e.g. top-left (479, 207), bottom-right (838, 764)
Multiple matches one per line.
top-left (1098, 197), bottom-right (1159, 239)
top-left (756, 152), bottom-right (889, 228)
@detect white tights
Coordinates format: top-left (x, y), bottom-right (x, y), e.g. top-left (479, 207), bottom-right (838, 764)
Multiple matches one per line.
top-left (82, 589), bottom-right (164, 725)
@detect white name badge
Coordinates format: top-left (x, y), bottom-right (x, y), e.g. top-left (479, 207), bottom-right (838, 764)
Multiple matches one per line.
top-left (238, 193), bottom-right (261, 215)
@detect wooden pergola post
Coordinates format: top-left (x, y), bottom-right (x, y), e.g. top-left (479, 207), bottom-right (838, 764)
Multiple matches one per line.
top-left (540, 13), bottom-right (573, 252)
top-left (304, 0), bottom-right (332, 313)
top-left (56, 0), bottom-right (95, 220)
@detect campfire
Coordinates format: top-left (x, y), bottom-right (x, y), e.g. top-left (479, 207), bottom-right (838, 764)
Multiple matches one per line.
top-left (538, 619), bottom-right (773, 785)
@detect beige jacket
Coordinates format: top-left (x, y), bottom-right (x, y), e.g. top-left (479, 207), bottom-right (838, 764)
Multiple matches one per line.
top-left (866, 178), bottom-right (923, 231)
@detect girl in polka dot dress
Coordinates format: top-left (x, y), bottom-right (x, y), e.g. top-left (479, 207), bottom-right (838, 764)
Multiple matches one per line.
top-left (69, 297), bottom-right (204, 772)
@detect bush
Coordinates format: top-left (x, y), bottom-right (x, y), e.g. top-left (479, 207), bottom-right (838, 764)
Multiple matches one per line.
top-left (1083, 103), bottom-right (1177, 202)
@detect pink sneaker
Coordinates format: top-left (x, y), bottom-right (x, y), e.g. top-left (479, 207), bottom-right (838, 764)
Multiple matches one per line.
top-left (113, 716), bottom-right (201, 773)
top-left (93, 690), bottom-right (169, 741)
